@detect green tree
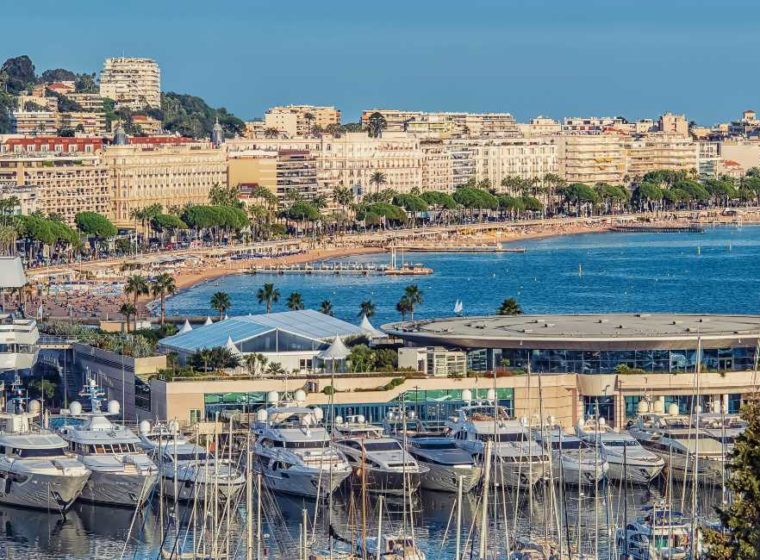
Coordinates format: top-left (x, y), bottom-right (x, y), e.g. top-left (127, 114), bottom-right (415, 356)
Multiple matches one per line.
top-left (632, 182), bottom-right (664, 211)
top-left (119, 302), bottom-right (137, 333)
top-left (369, 171), bottom-right (388, 194)
top-left (403, 284), bottom-right (423, 321)
top-left (209, 183), bottom-right (244, 208)
top-left (359, 299), bottom-right (376, 319)
top-left (367, 112), bottom-right (386, 138)
top-left (150, 273), bottom-right (176, 326)
top-left (319, 299), bottom-right (333, 316)
top-left (703, 399), bottom-right (760, 559)
top-left (497, 297), bottom-right (523, 316)
top-left (161, 92), bottom-right (245, 138)
top-left (1, 55), bottom-right (36, 94)
top-left (286, 291), bottom-right (304, 310)
top-left (257, 283), bottom-right (280, 314)
top-left (210, 291), bottom-right (231, 319)
top-left (123, 274), bottom-right (149, 326)
top-left (396, 296), bottom-right (412, 321)
top-left (558, 183), bottom-right (600, 215)
top-left (75, 212), bottom-right (117, 240)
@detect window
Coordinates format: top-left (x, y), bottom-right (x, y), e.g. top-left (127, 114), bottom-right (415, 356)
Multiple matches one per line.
top-left (190, 409), bottom-right (202, 424)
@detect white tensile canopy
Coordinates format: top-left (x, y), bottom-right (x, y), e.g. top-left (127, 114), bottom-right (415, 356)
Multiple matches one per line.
top-left (224, 335), bottom-right (242, 355)
top-left (359, 314), bottom-right (384, 338)
top-left (204, 316), bottom-right (213, 326)
top-left (178, 319), bottom-right (193, 334)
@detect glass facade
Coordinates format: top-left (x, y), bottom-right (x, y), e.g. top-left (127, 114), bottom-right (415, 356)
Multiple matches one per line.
top-left (480, 346), bottom-right (756, 374)
top-left (623, 394), bottom-right (742, 421)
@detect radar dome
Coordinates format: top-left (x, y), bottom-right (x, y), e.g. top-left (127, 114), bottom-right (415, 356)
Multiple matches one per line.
top-left (407, 410), bottom-right (416, 420)
top-left (313, 407), bottom-right (324, 422)
top-left (335, 416), bottom-right (344, 425)
top-left (668, 403), bottom-right (680, 416)
top-left (486, 389), bottom-right (496, 402)
top-left (69, 401), bottom-right (82, 415)
top-left (28, 400), bottom-right (41, 414)
top-left (294, 389), bottom-right (307, 403)
top-left (599, 417), bottom-right (606, 426)
top-left (386, 411), bottom-right (395, 421)
top-left (107, 400), bottom-right (121, 415)
top-left (139, 420), bottom-right (152, 435)
top-left (462, 389), bottom-right (473, 403)
top-left (695, 405), bottom-right (702, 414)
top-left (653, 399), bottom-right (665, 414)
top-left (637, 400), bottom-right (650, 414)
top-left (267, 391), bottom-right (279, 404)
top-left (357, 414), bottom-right (366, 424)
top-left (256, 410), bottom-right (268, 423)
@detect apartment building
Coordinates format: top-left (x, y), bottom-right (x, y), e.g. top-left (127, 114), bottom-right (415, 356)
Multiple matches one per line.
top-left (104, 142), bottom-right (226, 226)
top-left (67, 93), bottom-right (106, 113)
top-left (626, 135), bottom-right (698, 178)
top-left (131, 114), bottom-right (163, 136)
top-left (263, 105), bottom-right (341, 137)
top-left (58, 112), bottom-right (107, 136)
top-left (228, 150), bottom-right (278, 196)
top-left (99, 57), bottom-right (161, 109)
top-left (658, 112), bottom-right (689, 137)
top-left (361, 110), bottom-right (520, 138)
top-left (1, 137), bottom-right (104, 155)
top-left (228, 149), bottom-right (320, 202)
top-left (465, 137), bottom-right (560, 189)
top-left (361, 109), bottom-right (423, 132)
top-left (420, 141), bottom-right (453, 192)
top-left (562, 116), bottom-right (621, 134)
top-left (518, 116), bottom-right (562, 137)
top-left (0, 154), bottom-right (111, 224)
top-left (557, 135), bottom-right (627, 184)
top-left (11, 111), bottom-right (59, 135)
top-left (0, 185), bottom-right (39, 215)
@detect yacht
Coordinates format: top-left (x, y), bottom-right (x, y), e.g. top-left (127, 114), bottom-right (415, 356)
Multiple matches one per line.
top-left (576, 417), bottom-right (664, 484)
top-left (627, 400), bottom-right (741, 484)
top-left (534, 426), bottom-right (608, 486)
top-left (445, 398), bottom-right (548, 487)
top-left (333, 415), bottom-right (428, 495)
top-left (356, 534), bottom-right (426, 560)
top-left (0, 256), bottom-right (39, 373)
top-left (57, 379), bottom-right (159, 507)
top-left (615, 503), bottom-right (693, 560)
top-left (382, 408), bottom-right (441, 438)
top-left (253, 391), bottom-right (351, 498)
top-left (406, 436), bottom-right (482, 492)
top-left (138, 422), bottom-right (246, 503)
top-left (0, 378), bottom-right (90, 510)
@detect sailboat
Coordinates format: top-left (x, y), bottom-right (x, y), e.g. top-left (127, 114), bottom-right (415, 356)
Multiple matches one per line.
top-left (453, 299), bottom-right (463, 315)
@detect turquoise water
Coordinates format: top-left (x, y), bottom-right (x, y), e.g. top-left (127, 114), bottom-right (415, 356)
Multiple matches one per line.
top-left (166, 225), bottom-right (760, 324)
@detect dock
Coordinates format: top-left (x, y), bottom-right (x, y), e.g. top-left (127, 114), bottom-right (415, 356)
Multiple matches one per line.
top-left (247, 262), bottom-right (432, 276)
top-left (610, 224), bottom-right (705, 233)
top-left (398, 245), bottom-right (527, 253)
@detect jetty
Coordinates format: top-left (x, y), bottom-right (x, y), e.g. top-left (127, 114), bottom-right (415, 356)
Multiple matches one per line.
top-left (610, 223), bottom-right (705, 233)
top-left (398, 245), bottom-right (527, 254)
top-left (247, 261), bottom-right (432, 276)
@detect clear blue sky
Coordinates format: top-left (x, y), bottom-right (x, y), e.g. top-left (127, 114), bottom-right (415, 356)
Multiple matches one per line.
top-left (4, 0), bottom-right (759, 124)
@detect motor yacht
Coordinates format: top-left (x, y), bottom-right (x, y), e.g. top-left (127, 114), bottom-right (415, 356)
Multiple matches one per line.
top-left (0, 256), bottom-right (38, 373)
top-left (253, 391), bottom-right (351, 498)
top-left (534, 426), bottom-right (608, 486)
top-left (445, 395), bottom-right (548, 487)
top-left (615, 503), bottom-right (694, 560)
top-left (356, 534), bottom-right (426, 560)
top-left (57, 378), bottom-right (159, 507)
top-left (627, 399), bottom-right (741, 484)
top-left (0, 378), bottom-right (89, 510)
top-left (576, 416), bottom-right (664, 484)
top-left (333, 414), bottom-right (428, 495)
top-left (406, 436), bottom-right (482, 493)
top-left (138, 421), bottom-right (245, 503)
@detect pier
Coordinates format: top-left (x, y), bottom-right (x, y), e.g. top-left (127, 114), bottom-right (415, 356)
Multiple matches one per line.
top-left (610, 223), bottom-right (705, 233)
top-left (397, 245), bottom-right (527, 253)
top-left (247, 261), bottom-right (432, 276)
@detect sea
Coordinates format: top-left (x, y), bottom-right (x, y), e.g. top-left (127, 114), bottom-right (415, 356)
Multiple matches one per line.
top-left (6, 226), bottom-right (753, 559)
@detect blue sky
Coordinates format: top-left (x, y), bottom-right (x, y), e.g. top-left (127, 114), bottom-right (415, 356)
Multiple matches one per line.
top-left (4, 0), bottom-right (759, 124)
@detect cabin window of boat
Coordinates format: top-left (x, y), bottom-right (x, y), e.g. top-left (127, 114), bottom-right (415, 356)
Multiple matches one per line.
top-left (603, 440), bottom-right (639, 447)
top-left (286, 440), bottom-right (328, 449)
top-left (93, 444), bottom-right (107, 454)
top-left (176, 452), bottom-right (211, 461)
top-left (478, 433), bottom-right (525, 442)
top-left (14, 447), bottom-right (66, 458)
top-left (363, 441), bottom-right (401, 451)
top-left (415, 441), bottom-right (457, 450)
top-left (551, 440), bottom-right (583, 450)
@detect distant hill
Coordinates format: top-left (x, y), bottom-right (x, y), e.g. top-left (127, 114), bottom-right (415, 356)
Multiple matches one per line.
top-left (0, 55), bottom-right (245, 138)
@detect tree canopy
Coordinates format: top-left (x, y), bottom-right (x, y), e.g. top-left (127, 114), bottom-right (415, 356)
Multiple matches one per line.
top-left (181, 205), bottom-right (249, 230)
top-left (392, 193), bottom-right (429, 213)
top-left (161, 92), bottom-right (245, 139)
top-left (75, 212), bottom-right (117, 239)
top-left (453, 187), bottom-right (499, 210)
top-left (284, 201), bottom-right (321, 222)
top-left (420, 191), bottom-right (457, 209)
top-left (150, 213), bottom-right (187, 232)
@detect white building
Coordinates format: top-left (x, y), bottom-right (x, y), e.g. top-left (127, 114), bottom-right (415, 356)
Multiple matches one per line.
top-left (398, 346), bottom-right (467, 377)
top-left (100, 57), bottom-right (161, 109)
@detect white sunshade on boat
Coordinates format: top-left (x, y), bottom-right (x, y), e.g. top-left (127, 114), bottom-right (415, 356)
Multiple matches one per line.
top-left (360, 314), bottom-right (384, 338)
top-left (0, 257), bottom-right (27, 289)
top-left (178, 319), bottom-right (193, 335)
top-left (317, 335), bottom-right (350, 361)
top-left (204, 316), bottom-right (213, 326)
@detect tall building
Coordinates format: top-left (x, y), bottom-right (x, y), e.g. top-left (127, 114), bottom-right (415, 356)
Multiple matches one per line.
top-left (625, 135), bottom-right (698, 178)
top-left (360, 110), bottom-right (520, 138)
top-left (420, 141), bottom-right (453, 192)
top-left (558, 135), bottom-right (627, 184)
top-left (263, 105), bottom-right (341, 137)
top-left (11, 111), bottom-right (59, 135)
top-left (518, 116), bottom-right (562, 137)
top-left (99, 57), bottom-right (161, 109)
top-left (104, 142), bottom-right (226, 226)
top-left (57, 112), bottom-right (107, 136)
top-left (466, 137), bottom-right (560, 189)
top-left (658, 112), bottom-right (689, 137)
top-left (0, 153), bottom-right (111, 224)
top-left (228, 149), bottom-right (320, 203)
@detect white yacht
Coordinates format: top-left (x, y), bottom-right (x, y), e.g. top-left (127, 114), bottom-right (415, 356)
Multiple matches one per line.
top-left (57, 379), bottom-right (159, 507)
top-left (253, 391), bottom-right (351, 498)
top-left (445, 395), bottom-right (548, 487)
top-left (615, 503), bottom-right (693, 560)
top-left (406, 436), bottom-right (482, 492)
top-left (333, 415), bottom-right (429, 495)
top-left (627, 400), bottom-right (741, 484)
top-left (576, 417), bottom-right (664, 484)
top-left (138, 422), bottom-right (246, 503)
top-left (0, 379), bottom-right (90, 510)
top-left (535, 426), bottom-right (608, 486)
top-left (0, 256), bottom-right (38, 373)
top-left (356, 534), bottom-right (426, 560)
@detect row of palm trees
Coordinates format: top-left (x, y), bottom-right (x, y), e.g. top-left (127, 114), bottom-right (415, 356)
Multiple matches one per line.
top-left (119, 272), bottom-right (177, 331)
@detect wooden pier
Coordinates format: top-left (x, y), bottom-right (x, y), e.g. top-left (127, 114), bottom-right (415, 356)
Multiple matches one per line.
top-left (247, 262), bottom-right (432, 276)
top-left (610, 224), bottom-right (705, 233)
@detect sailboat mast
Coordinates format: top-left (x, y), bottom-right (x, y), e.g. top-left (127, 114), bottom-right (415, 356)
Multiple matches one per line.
top-left (246, 434), bottom-right (253, 560)
top-left (478, 439), bottom-right (492, 559)
top-left (375, 494), bottom-right (383, 560)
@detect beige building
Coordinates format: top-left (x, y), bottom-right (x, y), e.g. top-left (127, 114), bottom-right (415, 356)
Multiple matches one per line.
top-left (58, 112), bottom-right (107, 136)
top-left (67, 93), bottom-right (106, 113)
top-left (130, 114), bottom-right (163, 136)
top-left (717, 141), bottom-right (760, 173)
top-left (0, 184), bottom-right (38, 215)
top-left (361, 110), bottom-right (520, 138)
top-left (625, 134), bottom-right (698, 178)
top-left (658, 112), bottom-right (689, 137)
top-left (99, 57), bottom-right (161, 109)
top-left (104, 143), bottom-right (226, 226)
top-left (558, 134), bottom-right (627, 184)
top-left (420, 141), bottom-right (454, 192)
top-left (518, 116), bottom-right (562, 137)
top-left (0, 154), bottom-right (111, 224)
top-left (264, 105), bottom-right (341, 137)
top-left (11, 111), bottom-right (59, 135)
top-left (465, 137), bottom-right (560, 189)
top-left (228, 149), bottom-right (320, 202)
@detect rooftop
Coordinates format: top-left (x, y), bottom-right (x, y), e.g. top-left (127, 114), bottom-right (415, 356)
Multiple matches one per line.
top-left (383, 314), bottom-right (760, 350)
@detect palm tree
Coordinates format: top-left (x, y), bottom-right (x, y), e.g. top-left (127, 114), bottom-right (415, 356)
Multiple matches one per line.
top-left (257, 283), bottom-right (280, 314)
top-left (264, 127), bottom-right (280, 139)
top-left (396, 296), bottom-right (412, 321)
top-left (198, 348), bottom-right (213, 372)
top-left (210, 291), bottom-right (231, 319)
top-left (497, 297), bottom-right (523, 316)
top-left (403, 284), bottom-right (423, 322)
top-left (123, 274), bottom-right (149, 327)
top-left (369, 171), bottom-right (388, 195)
top-left (266, 362), bottom-right (286, 376)
top-left (150, 272), bottom-right (176, 326)
top-left (119, 302), bottom-right (136, 333)
top-left (286, 291), bottom-right (304, 311)
top-left (320, 299), bottom-right (333, 316)
top-left (358, 299), bottom-right (376, 319)
top-left (303, 112), bottom-right (315, 136)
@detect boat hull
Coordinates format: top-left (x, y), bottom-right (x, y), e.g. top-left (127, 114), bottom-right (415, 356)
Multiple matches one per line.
top-left (260, 465), bottom-right (350, 499)
top-left (418, 462), bottom-right (482, 493)
top-left (606, 460), bottom-right (664, 485)
top-left (159, 475), bottom-right (245, 503)
top-left (492, 458), bottom-right (548, 487)
top-left (79, 469), bottom-right (158, 507)
top-left (361, 467), bottom-right (425, 495)
top-left (0, 470), bottom-right (89, 511)
top-left (552, 460), bottom-right (608, 486)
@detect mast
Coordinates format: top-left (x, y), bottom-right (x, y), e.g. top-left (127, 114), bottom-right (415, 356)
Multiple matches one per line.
top-left (456, 475), bottom-right (463, 560)
top-left (246, 433), bottom-right (253, 560)
top-left (691, 336), bottom-right (702, 559)
top-left (375, 494), bottom-right (384, 560)
top-left (478, 439), bottom-right (492, 559)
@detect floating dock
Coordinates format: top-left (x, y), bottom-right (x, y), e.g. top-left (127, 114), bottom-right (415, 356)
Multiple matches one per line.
top-left (398, 245), bottom-right (527, 253)
top-left (610, 224), bottom-right (705, 233)
top-left (247, 262), bottom-right (432, 276)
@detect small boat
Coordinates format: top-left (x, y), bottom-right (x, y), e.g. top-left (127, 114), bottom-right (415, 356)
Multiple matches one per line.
top-left (615, 503), bottom-right (694, 559)
top-left (453, 299), bottom-right (463, 315)
top-left (535, 426), bottom-right (608, 486)
top-left (356, 533), bottom-right (426, 560)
